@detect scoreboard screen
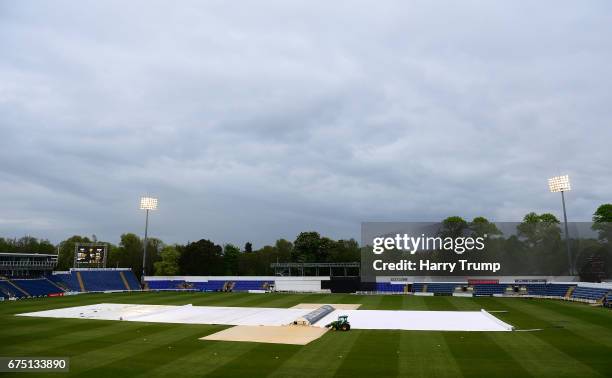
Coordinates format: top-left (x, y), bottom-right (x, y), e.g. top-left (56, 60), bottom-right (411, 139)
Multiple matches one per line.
top-left (75, 244), bottom-right (107, 266)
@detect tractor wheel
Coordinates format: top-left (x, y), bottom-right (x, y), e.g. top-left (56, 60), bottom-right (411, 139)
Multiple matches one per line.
top-left (340, 323), bottom-right (350, 331)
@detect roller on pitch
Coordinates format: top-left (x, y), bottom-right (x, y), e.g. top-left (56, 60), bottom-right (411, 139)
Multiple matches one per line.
top-left (293, 305), bottom-right (335, 326)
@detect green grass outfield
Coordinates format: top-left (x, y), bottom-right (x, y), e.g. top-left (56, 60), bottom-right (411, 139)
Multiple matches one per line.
top-left (1, 292), bottom-right (611, 377)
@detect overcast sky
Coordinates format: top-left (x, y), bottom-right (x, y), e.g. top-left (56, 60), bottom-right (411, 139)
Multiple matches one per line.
top-left (1, 1), bottom-right (611, 248)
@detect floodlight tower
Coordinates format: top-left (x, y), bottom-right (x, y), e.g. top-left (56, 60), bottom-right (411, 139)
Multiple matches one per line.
top-left (140, 196), bottom-right (158, 284)
top-left (548, 175), bottom-right (572, 275)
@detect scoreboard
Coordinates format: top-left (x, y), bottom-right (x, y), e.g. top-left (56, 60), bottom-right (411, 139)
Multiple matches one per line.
top-left (74, 244), bottom-right (108, 267)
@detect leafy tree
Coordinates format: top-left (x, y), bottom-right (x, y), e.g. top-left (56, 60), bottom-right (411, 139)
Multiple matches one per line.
top-left (244, 242), bottom-right (253, 253)
top-left (56, 235), bottom-right (91, 270)
top-left (108, 233), bottom-right (145, 278)
top-left (592, 204), bottom-right (612, 242)
top-left (223, 244), bottom-right (240, 275)
top-left (329, 239), bottom-right (361, 262)
top-left (469, 217), bottom-right (502, 237)
top-left (593, 204), bottom-right (612, 223)
top-left (0, 238), bottom-right (10, 253)
top-left (274, 239), bottom-right (293, 262)
top-left (517, 212), bottom-right (564, 274)
top-left (179, 239), bottom-right (223, 275)
top-left (37, 239), bottom-right (56, 254)
top-left (293, 231), bottom-right (322, 262)
top-left (0, 236), bottom-right (56, 255)
top-left (440, 216), bottom-right (468, 238)
top-left (145, 237), bottom-right (164, 274)
top-left (517, 212), bottom-right (560, 246)
top-left (154, 245), bottom-right (181, 275)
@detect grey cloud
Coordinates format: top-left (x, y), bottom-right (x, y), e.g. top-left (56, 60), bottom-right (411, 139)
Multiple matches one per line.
top-left (0, 1), bottom-right (611, 247)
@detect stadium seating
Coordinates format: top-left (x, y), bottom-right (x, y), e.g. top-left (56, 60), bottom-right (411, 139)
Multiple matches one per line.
top-left (375, 282), bottom-right (405, 293)
top-left (0, 280), bottom-right (25, 298)
top-left (12, 278), bottom-right (64, 297)
top-left (146, 279), bottom-right (275, 292)
top-left (473, 284), bottom-right (508, 296)
top-left (78, 270), bottom-right (128, 291)
top-left (571, 286), bottom-right (611, 302)
top-left (124, 272), bottom-right (141, 290)
top-left (193, 280), bottom-right (226, 291)
top-left (546, 284), bottom-right (574, 297)
top-left (50, 270), bottom-right (140, 292)
top-left (422, 283), bottom-right (457, 294)
top-left (518, 283), bottom-right (576, 297)
top-left (525, 284), bottom-right (547, 295)
top-left (49, 273), bottom-right (81, 291)
top-left (231, 280), bottom-right (273, 292)
top-left (147, 280), bottom-right (187, 290)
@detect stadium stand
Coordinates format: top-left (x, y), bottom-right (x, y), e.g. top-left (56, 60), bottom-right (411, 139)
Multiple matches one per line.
top-left (78, 270), bottom-right (123, 291)
top-left (231, 280), bottom-right (273, 292)
top-left (147, 280), bottom-right (187, 290)
top-left (419, 283), bottom-right (457, 294)
top-left (193, 280), bottom-right (226, 291)
top-left (546, 284), bottom-right (574, 297)
top-left (145, 278), bottom-right (275, 292)
top-left (12, 278), bottom-right (64, 297)
top-left (0, 279), bottom-right (25, 298)
top-left (49, 272), bottom-right (81, 291)
top-left (122, 271), bottom-right (141, 290)
top-left (571, 286), bottom-right (611, 302)
top-left (376, 282), bottom-right (405, 293)
top-left (473, 284), bottom-right (508, 296)
top-left (364, 282), bottom-right (587, 298)
top-left (525, 283), bottom-right (547, 295)
top-left (50, 269), bottom-right (140, 292)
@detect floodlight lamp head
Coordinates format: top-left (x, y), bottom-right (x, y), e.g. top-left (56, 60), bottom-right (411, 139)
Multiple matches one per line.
top-left (548, 175), bottom-right (571, 193)
top-left (140, 196), bottom-right (158, 210)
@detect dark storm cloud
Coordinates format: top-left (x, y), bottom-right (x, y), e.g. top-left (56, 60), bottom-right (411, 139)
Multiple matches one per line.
top-left (1, 1), bottom-right (611, 247)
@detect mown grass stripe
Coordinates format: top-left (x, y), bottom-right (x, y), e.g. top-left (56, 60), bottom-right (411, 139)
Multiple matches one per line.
top-left (75, 326), bottom-right (225, 378)
top-left (486, 297), bottom-right (611, 377)
top-left (430, 296), bottom-right (533, 378)
top-left (491, 297), bottom-right (612, 347)
top-left (131, 339), bottom-right (259, 378)
top-left (204, 342), bottom-right (302, 377)
top-left (63, 324), bottom-right (225, 375)
top-left (19, 322), bottom-right (170, 357)
top-left (397, 330), bottom-right (463, 377)
top-left (0, 320), bottom-right (114, 349)
top-left (333, 330), bottom-right (400, 378)
top-left (487, 331), bottom-right (603, 377)
top-left (268, 327), bottom-right (362, 378)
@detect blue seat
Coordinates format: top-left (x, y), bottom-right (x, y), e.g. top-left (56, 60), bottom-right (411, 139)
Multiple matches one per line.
top-left (375, 282), bottom-right (405, 292)
top-left (231, 280), bottom-right (273, 291)
top-left (426, 283), bottom-right (457, 294)
top-left (473, 284), bottom-right (508, 296)
top-left (12, 279), bottom-right (64, 297)
top-left (0, 280), bottom-right (26, 298)
top-left (571, 287), bottom-right (610, 301)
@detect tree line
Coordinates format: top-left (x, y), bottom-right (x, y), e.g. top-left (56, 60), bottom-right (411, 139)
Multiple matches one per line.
top-left (0, 231), bottom-right (360, 280)
top-left (1, 204), bottom-right (611, 280)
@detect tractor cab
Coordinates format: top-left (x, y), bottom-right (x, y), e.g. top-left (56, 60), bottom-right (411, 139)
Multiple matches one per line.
top-left (325, 315), bottom-right (351, 331)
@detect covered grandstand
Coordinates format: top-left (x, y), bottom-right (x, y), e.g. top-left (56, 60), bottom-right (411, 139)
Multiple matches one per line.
top-left (1, 268), bottom-right (141, 300)
top-left (142, 275), bottom-right (612, 306)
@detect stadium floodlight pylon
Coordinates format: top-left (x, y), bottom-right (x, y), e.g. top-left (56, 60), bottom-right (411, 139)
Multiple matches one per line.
top-left (140, 196), bottom-right (158, 286)
top-left (548, 175), bottom-right (572, 275)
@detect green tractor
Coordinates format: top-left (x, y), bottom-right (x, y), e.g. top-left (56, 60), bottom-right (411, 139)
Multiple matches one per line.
top-left (325, 315), bottom-right (351, 331)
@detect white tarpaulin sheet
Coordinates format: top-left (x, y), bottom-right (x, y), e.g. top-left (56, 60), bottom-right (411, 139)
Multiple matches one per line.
top-left (17, 303), bottom-right (512, 331)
